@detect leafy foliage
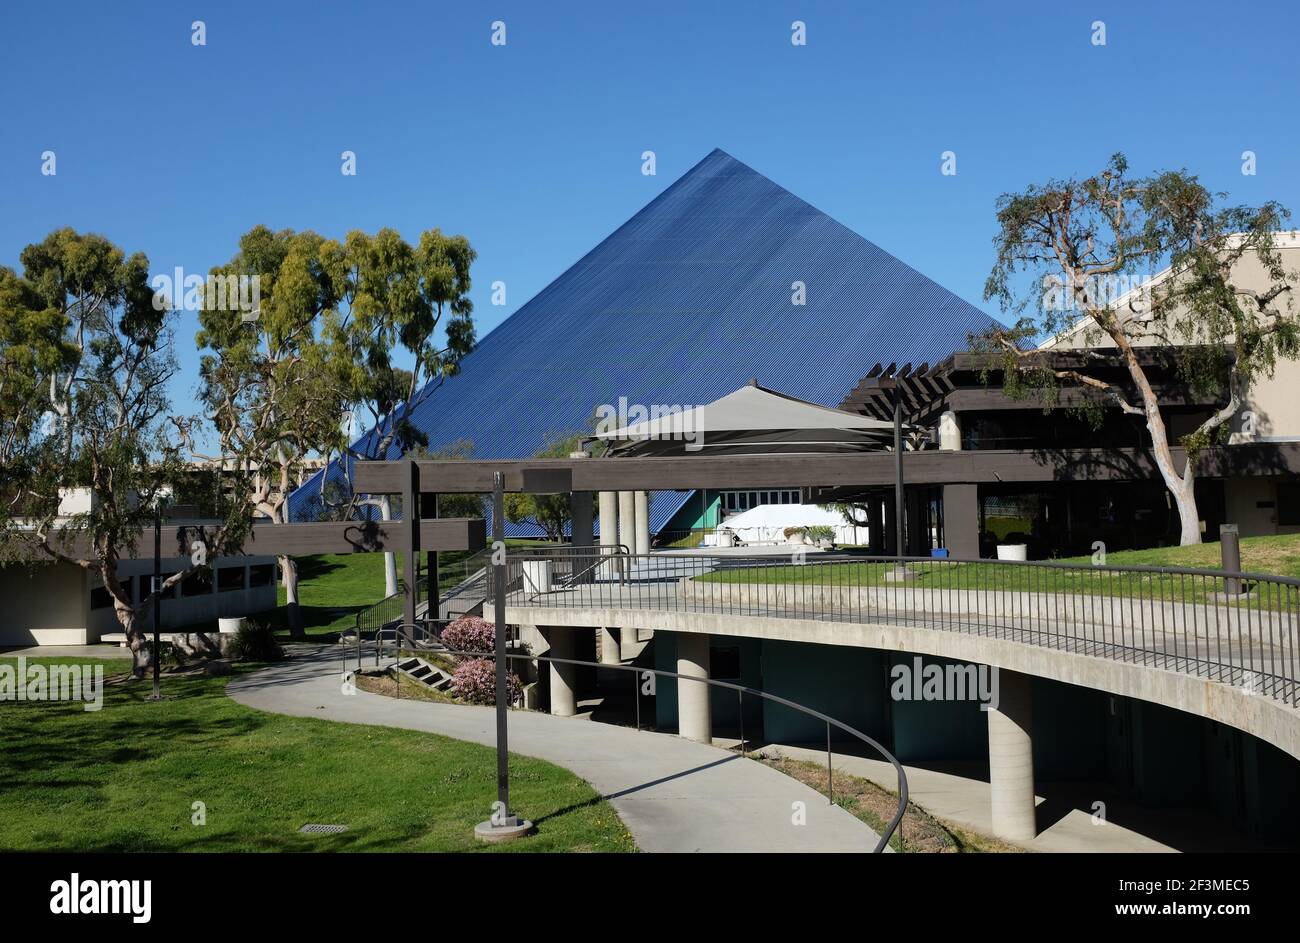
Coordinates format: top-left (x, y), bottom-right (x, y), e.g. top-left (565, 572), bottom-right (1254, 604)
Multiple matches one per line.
top-left (439, 614), bottom-right (496, 656)
top-left (449, 657), bottom-right (522, 706)
top-left (975, 153), bottom-right (1299, 543)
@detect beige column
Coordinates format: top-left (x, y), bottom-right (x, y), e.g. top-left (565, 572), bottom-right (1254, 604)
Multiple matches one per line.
top-left (987, 669), bottom-right (1036, 842)
top-left (598, 490), bottom-right (619, 578)
top-left (546, 626), bottom-right (577, 717)
top-left (634, 490), bottom-right (651, 554)
top-left (598, 626), bottom-right (621, 664)
top-left (676, 633), bottom-right (712, 744)
top-left (618, 491), bottom-right (636, 552)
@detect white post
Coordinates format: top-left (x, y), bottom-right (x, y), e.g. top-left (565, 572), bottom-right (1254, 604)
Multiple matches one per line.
top-left (618, 491), bottom-right (636, 553)
top-left (599, 626), bottom-right (621, 664)
top-left (634, 490), bottom-right (651, 554)
top-left (988, 669), bottom-right (1036, 842)
top-left (676, 633), bottom-right (712, 744)
top-left (546, 626), bottom-right (577, 717)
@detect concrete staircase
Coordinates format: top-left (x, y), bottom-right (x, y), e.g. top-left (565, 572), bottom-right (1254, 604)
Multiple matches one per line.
top-left (394, 655), bottom-right (455, 693)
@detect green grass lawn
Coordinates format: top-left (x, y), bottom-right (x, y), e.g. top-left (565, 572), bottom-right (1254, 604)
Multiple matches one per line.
top-left (695, 532), bottom-right (1300, 608)
top-left (0, 657), bottom-right (634, 853)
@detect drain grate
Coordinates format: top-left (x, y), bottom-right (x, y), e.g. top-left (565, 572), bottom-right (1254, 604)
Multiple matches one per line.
top-left (299, 823), bottom-right (348, 834)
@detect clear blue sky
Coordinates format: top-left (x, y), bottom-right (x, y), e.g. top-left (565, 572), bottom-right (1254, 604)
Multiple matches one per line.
top-left (3, 0), bottom-right (1298, 434)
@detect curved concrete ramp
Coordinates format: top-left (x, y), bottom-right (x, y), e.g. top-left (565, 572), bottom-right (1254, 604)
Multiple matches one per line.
top-left (228, 648), bottom-right (883, 853)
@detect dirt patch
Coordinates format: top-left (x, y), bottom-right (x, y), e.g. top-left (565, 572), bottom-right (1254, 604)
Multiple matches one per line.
top-left (354, 670), bottom-right (456, 704)
top-left (758, 754), bottom-right (1021, 853)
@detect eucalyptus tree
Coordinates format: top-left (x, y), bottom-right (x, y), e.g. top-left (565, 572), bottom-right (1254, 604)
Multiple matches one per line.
top-left (319, 227), bottom-right (477, 595)
top-left (980, 154), bottom-right (1298, 544)
top-left (197, 226), bottom-right (349, 636)
top-left (0, 230), bottom-right (230, 676)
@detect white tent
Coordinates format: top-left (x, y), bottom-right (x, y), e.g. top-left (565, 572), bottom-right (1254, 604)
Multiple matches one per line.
top-left (713, 503), bottom-right (864, 547)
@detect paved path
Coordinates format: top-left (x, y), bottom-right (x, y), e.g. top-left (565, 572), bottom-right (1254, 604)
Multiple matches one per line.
top-left (227, 648), bottom-right (883, 853)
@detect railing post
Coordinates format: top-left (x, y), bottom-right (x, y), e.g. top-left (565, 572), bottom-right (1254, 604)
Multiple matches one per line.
top-left (1221, 523), bottom-right (1242, 596)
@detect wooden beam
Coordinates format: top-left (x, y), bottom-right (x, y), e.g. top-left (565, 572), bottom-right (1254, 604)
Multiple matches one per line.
top-left (352, 443), bottom-right (1300, 495)
top-left (20, 518), bottom-right (487, 562)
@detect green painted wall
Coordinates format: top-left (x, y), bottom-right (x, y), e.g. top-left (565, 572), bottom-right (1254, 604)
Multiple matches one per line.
top-left (759, 640), bottom-right (888, 745)
top-left (653, 632), bottom-right (762, 734)
top-left (661, 490), bottom-right (723, 533)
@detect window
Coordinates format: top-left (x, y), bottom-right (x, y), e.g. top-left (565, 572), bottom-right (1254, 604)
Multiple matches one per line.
top-left (711, 645), bottom-right (742, 681)
top-left (182, 569), bottom-right (212, 598)
top-left (92, 579), bottom-right (135, 609)
top-left (248, 563), bottom-right (276, 588)
top-left (1278, 483), bottom-right (1300, 526)
top-left (218, 566), bottom-right (245, 592)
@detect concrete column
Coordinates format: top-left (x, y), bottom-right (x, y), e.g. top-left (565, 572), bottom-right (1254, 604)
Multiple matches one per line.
top-left (938, 410), bottom-right (962, 451)
top-left (621, 626), bottom-right (638, 657)
top-left (598, 626), bottom-right (621, 664)
top-left (618, 491), bottom-right (636, 552)
top-left (546, 626), bottom-right (577, 717)
top-left (987, 669), bottom-right (1036, 842)
top-left (598, 491), bottom-right (618, 548)
top-left (598, 490), bottom-right (618, 578)
top-left (943, 483), bottom-right (980, 560)
top-left (676, 633), bottom-right (712, 744)
top-left (634, 490), bottom-right (651, 554)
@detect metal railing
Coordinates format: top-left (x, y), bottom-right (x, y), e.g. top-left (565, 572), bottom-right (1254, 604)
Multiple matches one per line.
top-left (489, 549), bottom-right (1300, 708)
top-left (437, 644), bottom-right (908, 853)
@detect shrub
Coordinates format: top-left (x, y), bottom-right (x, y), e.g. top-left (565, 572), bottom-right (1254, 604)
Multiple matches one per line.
top-left (225, 620), bottom-right (284, 662)
top-left (805, 525), bottom-right (835, 543)
top-left (440, 615), bottom-right (496, 656)
top-left (449, 657), bottom-right (522, 705)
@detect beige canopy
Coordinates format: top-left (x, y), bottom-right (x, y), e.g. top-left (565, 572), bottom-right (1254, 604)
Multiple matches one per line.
top-left (593, 381), bottom-right (900, 457)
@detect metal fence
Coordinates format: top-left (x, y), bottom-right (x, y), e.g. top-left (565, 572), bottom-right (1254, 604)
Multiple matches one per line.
top-left (489, 549), bottom-right (1300, 708)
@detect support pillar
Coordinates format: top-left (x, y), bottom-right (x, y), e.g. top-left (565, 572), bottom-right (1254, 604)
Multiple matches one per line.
top-left (598, 490), bottom-right (618, 577)
top-left (634, 490), bottom-right (651, 554)
top-left (943, 483), bottom-right (980, 560)
top-left (987, 669), bottom-right (1036, 842)
top-left (421, 492), bottom-right (439, 619)
top-left (618, 491), bottom-right (636, 553)
top-left (546, 626), bottom-right (577, 717)
top-left (621, 626), bottom-right (638, 658)
top-left (676, 633), bottom-right (712, 744)
top-left (403, 459), bottom-right (419, 633)
top-left (598, 626), bottom-right (621, 664)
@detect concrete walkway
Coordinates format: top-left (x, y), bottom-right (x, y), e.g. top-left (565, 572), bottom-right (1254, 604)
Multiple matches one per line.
top-left (227, 648), bottom-right (883, 853)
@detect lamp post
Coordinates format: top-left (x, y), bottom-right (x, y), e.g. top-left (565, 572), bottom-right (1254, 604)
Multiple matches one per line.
top-left (149, 504), bottom-right (162, 701)
top-left (474, 471), bottom-right (532, 842)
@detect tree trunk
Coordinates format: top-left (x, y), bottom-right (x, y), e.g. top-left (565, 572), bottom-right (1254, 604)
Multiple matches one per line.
top-left (1106, 324), bottom-right (1204, 546)
top-left (282, 555), bottom-right (305, 638)
top-left (122, 610), bottom-right (151, 679)
top-left (379, 494), bottom-right (399, 597)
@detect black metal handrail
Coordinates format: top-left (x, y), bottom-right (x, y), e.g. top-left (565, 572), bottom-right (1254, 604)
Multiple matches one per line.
top-left (488, 550), bottom-right (1300, 708)
top-left (436, 644), bottom-right (908, 854)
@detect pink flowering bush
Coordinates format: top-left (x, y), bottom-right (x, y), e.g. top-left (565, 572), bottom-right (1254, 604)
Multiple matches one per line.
top-left (449, 657), bottom-right (523, 705)
top-left (440, 615), bottom-right (496, 656)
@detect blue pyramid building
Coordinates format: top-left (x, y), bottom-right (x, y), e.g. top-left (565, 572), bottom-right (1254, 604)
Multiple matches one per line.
top-left (290, 148), bottom-right (998, 532)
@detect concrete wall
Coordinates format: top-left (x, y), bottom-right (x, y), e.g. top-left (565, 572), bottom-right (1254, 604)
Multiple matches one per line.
top-left (1, 555), bottom-right (278, 646)
top-left (760, 640), bottom-right (888, 746)
top-left (0, 562), bottom-right (90, 646)
top-left (1224, 477), bottom-right (1300, 538)
top-left (497, 601), bottom-right (1300, 763)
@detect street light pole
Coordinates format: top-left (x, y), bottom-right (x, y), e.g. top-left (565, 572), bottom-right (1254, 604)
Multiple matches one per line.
top-left (150, 505), bottom-right (162, 701)
top-left (475, 471), bottom-right (532, 842)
